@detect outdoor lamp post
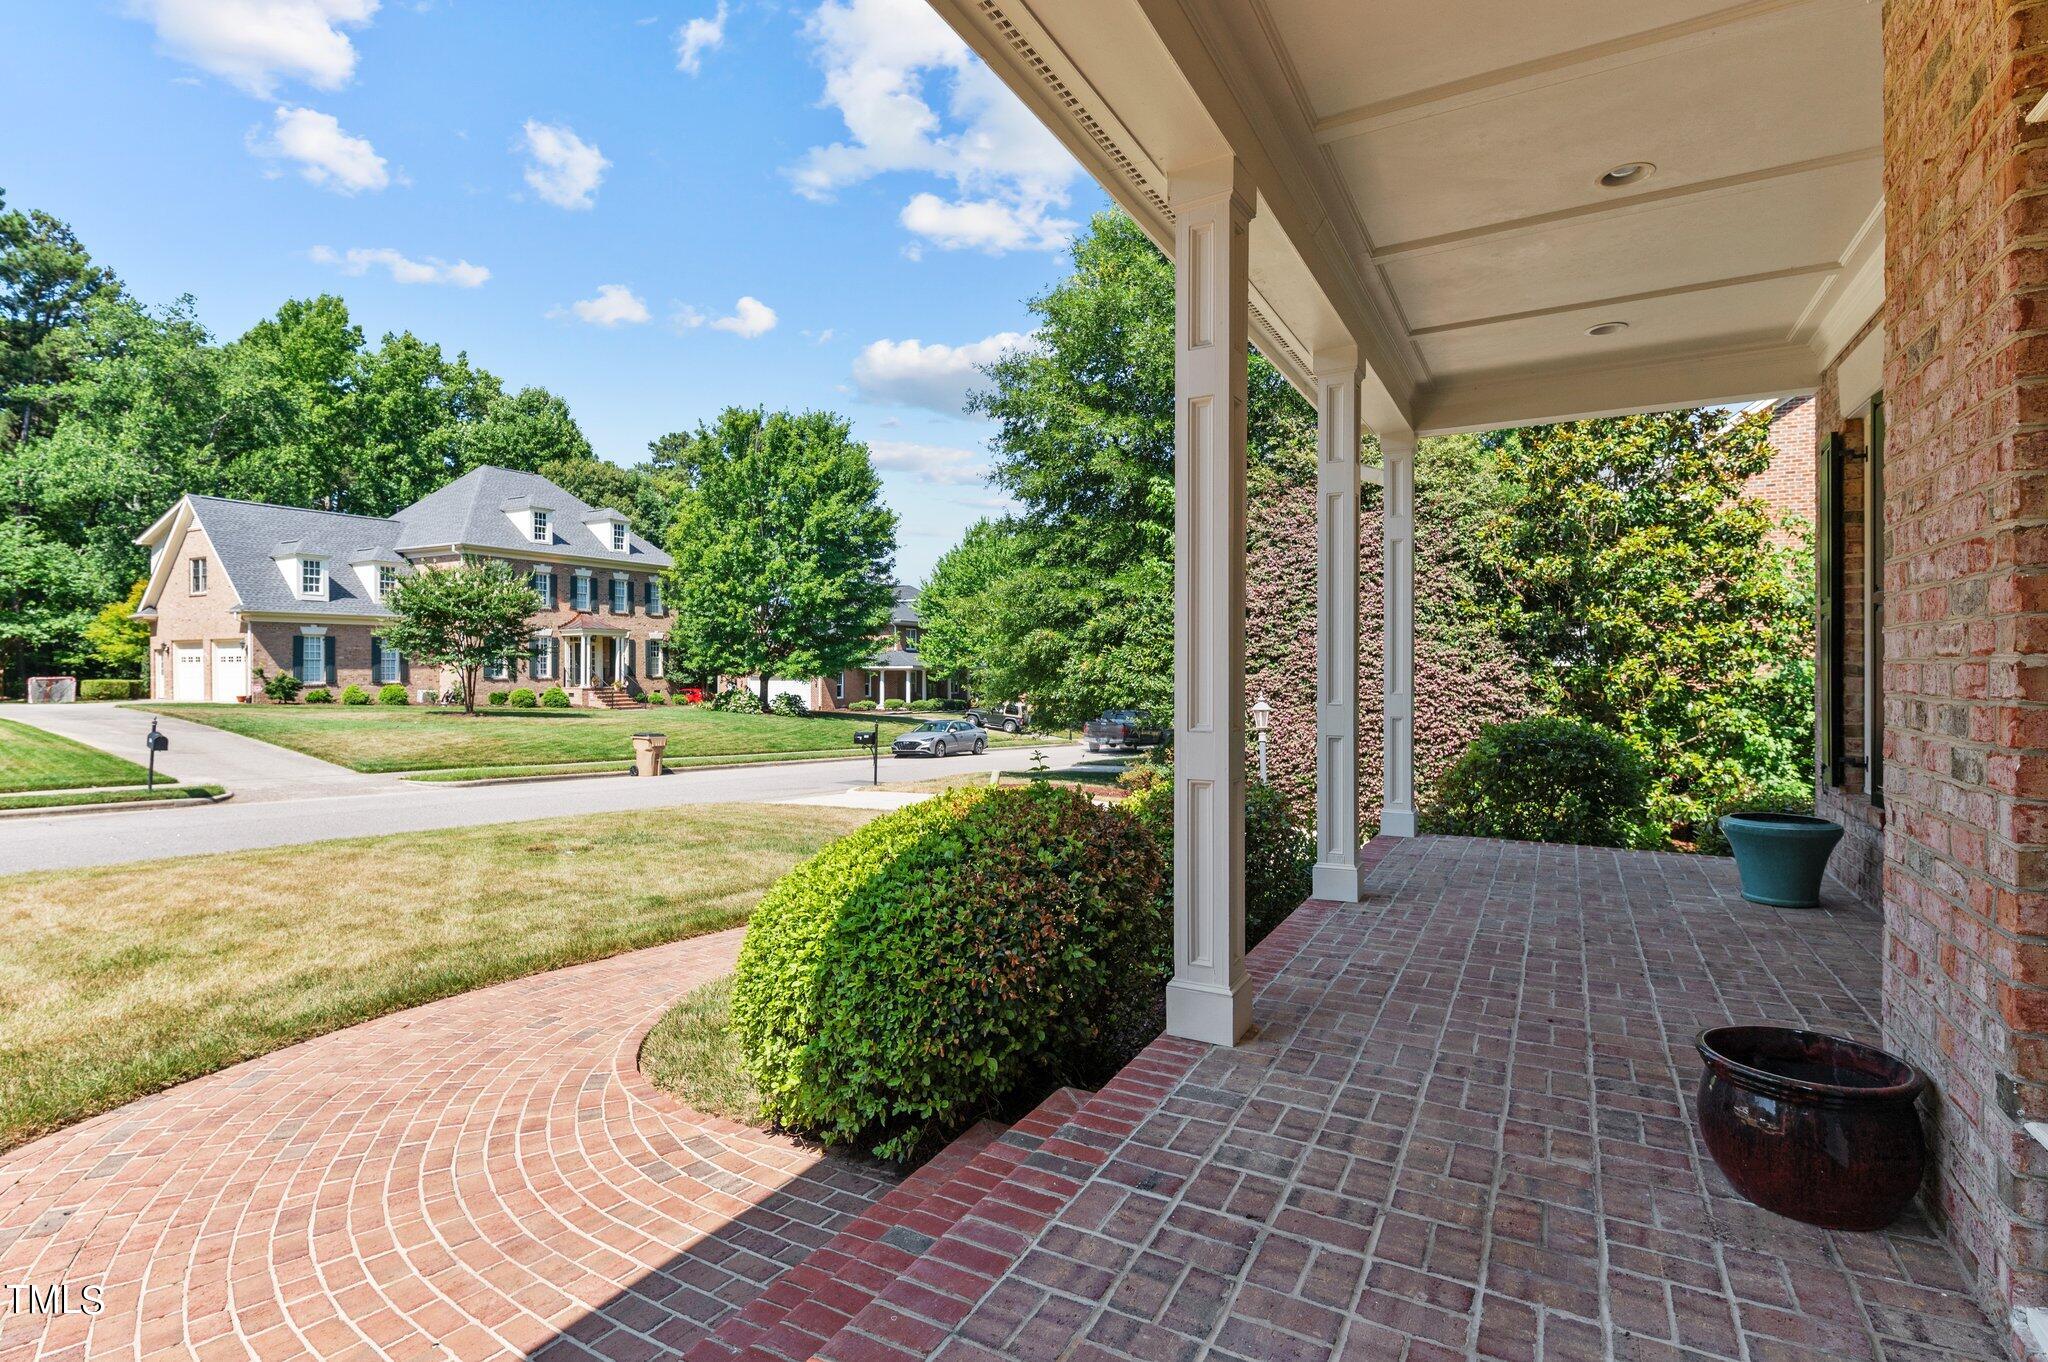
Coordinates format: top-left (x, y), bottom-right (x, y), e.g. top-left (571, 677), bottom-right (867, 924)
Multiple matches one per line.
top-left (1250, 694), bottom-right (1271, 784)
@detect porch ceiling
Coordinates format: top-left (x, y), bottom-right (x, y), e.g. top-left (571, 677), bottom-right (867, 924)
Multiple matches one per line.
top-left (933, 0), bottom-right (1883, 435)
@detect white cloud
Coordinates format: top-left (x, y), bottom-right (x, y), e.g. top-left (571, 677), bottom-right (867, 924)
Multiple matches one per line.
top-left (790, 0), bottom-right (1078, 254)
top-left (674, 2), bottom-right (728, 74)
top-left (558, 284), bottom-right (650, 327)
top-left (519, 120), bottom-right (609, 210)
top-left (711, 296), bottom-right (778, 338)
top-left (851, 331), bottom-right (1034, 415)
top-left (309, 245), bottom-right (488, 286)
top-left (250, 106), bottom-right (390, 193)
top-left (676, 297), bottom-right (780, 338)
top-left (869, 440), bottom-right (988, 486)
top-left (127, 0), bottom-right (378, 96)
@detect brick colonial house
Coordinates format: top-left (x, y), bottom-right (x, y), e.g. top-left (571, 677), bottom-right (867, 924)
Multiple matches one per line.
top-left (798, 585), bottom-right (965, 711)
top-left (132, 466), bottom-right (675, 707)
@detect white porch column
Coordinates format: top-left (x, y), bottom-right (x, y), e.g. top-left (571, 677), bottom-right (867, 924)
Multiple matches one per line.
top-left (1380, 432), bottom-right (1417, 837)
top-left (1165, 155), bottom-right (1254, 1047)
top-left (1312, 350), bottom-right (1365, 901)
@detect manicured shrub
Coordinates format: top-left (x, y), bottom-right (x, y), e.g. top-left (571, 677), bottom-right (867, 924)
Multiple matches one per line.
top-left (941, 698), bottom-right (969, 712)
top-left (769, 693), bottom-right (807, 718)
top-left (1120, 771), bottom-right (1313, 949)
top-left (507, 688), bottom-right (537, 709)
top-left (488, 690), bottom-right (509, 706)
top-left (847, 699), bottom-right (877, 712)
top-left (377, 683), bottom-right (410, 706)
top-left (540, 686), bottom-right (570, 708)
top-left (712, 686), bottom-right (764, 713)
top-left (906, 698), bottom-right (942, 712)
top-left (647, 690), bottom-right (669, 705)
top-left (302, 687), bottom-right (332, 703)
top-left (733, 784), bottom-right (1166, 1161)
top-left (342, 684), bottom-right (371, 705)
top-left (79, 679), bottom-right (144, 701)
top-left (880, 698), bottom-right (907, 711)
top-left (258, 669), bottom-right (302, 703)
top-left (1423, 716), bottom-right (1651, 848)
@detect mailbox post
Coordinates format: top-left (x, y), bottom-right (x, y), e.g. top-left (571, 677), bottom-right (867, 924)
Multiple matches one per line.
top-left (853, 723), bottom-right (880, 786)
top-left (145, 718), bottom-right (170, 791)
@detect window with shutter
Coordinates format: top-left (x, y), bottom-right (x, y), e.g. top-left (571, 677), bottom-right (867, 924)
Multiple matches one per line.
top-left (611, 576), bottom-right (630, 614)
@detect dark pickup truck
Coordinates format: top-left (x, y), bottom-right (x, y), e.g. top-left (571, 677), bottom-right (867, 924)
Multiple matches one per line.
top-left (1083, 709), bottom-right (1163, 753)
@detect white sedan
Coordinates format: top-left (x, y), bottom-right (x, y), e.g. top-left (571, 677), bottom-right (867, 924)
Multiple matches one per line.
top-left (890, 718), bottom-right (988, 757)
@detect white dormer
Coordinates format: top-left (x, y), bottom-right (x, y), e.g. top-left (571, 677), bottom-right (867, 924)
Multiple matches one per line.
top-left (501, 494), bottom-right (556, 545)
top-left (350, 547), bottom-right (408, 605)
top-left (582, 508), bottom-right (630, 553)
top-left (272, 540), bottom-right (330, 601)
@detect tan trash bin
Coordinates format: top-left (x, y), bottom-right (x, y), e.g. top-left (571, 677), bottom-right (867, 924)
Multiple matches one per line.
top-left (631, 732), bottom-right (668, 777)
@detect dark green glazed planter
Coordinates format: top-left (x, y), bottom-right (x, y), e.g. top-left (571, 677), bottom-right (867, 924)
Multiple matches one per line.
top-left (1720, 812), bottom-right (1844, 908)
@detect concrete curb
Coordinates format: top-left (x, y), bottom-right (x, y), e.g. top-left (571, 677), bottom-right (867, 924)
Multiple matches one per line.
top-left (0, 790), bottom-right (235, 820)
top-left (401, 744), bottom-right (1072, 788)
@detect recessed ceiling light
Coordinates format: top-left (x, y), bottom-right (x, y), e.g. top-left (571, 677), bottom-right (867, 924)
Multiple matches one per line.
top-left (1586, 321), bottom-right (1630, 337)
top-left (1597, 161), bottom-right (1655, 188)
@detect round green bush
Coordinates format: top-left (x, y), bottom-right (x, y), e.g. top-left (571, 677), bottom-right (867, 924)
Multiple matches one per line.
top-left (880, 698), bottom-right (907, 711)
top-left (906, 698), bottom-right (942, 712)
top-left (733, 784), bottom-right (1166, 1161)
top-left (1424, 716), bottom-right (1651, 848)
top-left (1120, 773), bottom-right (1312, 949)
top-left (769, 692), bottom-right (807, 717)
top-left (377, 683), bottom-right (410, 706)
top-left (342, 684), bottom-right (371, 706)
top-left (303, 687), bottom-right (332, 704)
top-left (540, 686), bottom-right (570, 708)
top-left (647, 691), bottom-right (669, 706)
top-left (847, 699), bottom-right (877, 712)
top-left (711, 687), bottom-right (764, 713)
top-left (488, 690), bottom-right (510, 706)
top-left (507, 688), bottom-right (537, 709)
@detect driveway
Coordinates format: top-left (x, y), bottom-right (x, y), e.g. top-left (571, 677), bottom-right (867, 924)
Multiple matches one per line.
top-left (0, 740), bottom-right (1093, 875)
top-left (5, 703), bottom-right (394, 803)
top-left (0, 929), bottom-right (900, 1361)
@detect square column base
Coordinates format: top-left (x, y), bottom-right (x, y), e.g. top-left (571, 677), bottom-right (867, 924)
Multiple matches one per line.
top-left (1166, 976), bottom-right (1252, 1047)
top-left (1380, 808), bottom-right (1417, 838)
top-left (1313, 859), bottom-right (1366, 904)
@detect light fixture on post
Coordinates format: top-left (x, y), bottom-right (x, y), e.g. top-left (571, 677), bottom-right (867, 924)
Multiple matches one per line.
top-left (1250, 693), bottom-right (1272, 784)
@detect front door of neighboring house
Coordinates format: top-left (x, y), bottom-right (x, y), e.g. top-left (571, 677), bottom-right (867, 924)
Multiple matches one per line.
top-left (172, 645), bottom-right (206, 701)
top-left (212, 642), bottom-right (248, 702)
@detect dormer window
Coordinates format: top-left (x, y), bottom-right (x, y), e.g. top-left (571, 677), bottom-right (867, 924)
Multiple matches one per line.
top-left (531, 510), bottom-right (551, 543)
top-left (300, 559), bottom-right (326, 598)
top-left (378, 565), bottom-right (398, 600)
top-left (611, 522), bottom-right (627, 552)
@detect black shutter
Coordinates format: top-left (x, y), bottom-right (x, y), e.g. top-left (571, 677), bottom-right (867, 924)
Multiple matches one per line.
top-left (1818, 432), bottom-right (1845, 786)
top-left (370, 636), bottom-right (383, 682)
top-left (292, 634), bottom-right (306, 682)
top-left (326, 637), bottom-right (338, 686)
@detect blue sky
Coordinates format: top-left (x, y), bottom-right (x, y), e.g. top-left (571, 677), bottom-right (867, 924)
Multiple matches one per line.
top-left (1, 0), bottom-right (1109, 581)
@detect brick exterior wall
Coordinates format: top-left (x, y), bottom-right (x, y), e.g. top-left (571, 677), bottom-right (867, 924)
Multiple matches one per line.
top-left (1881, 0), bottom-right (2048, 1340)
top-left (147, 526), bottom-right (249, 701)
top-left (1755, 394), bottom-right (1818, 533)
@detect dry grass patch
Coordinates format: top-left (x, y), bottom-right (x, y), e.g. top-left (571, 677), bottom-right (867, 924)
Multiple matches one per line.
top-left (0, 802), bottom-right (870, 1150)
top-left (639, 975), bottom-right (760, 1124)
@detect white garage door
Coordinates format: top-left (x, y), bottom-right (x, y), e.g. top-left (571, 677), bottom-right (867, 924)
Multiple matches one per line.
top-left (173, 646), bottom-right (206, 701)
top-left (211, 643), bottom-right (248, 702)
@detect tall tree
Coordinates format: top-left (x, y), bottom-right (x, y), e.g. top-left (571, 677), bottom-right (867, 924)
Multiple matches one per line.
top-left (378, 561), bottom-right (540, 716)
top-left (1473, 408), bottom-right (1813, 842)
top-left (968, 210), bottom-right (1312, 724)
top-left (916, 518), bottom-right (1022, 700)
top-left (662, 408), bottom-right (897, 706)
top-left (0, 190), bottom-right (123, 446)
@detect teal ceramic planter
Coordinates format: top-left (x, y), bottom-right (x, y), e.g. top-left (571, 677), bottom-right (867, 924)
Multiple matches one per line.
top-left (1720, 812), bottom-right (1845, 908)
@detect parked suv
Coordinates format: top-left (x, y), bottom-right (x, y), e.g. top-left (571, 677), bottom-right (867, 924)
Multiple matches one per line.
top-left (966, 701), bottom-right (1031, 734)
top-left (1082, 709), bottom-right (1163, 753)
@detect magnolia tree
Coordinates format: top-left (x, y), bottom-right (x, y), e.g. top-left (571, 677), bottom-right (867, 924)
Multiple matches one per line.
top-left (377, 560), bottom-right (538, 715)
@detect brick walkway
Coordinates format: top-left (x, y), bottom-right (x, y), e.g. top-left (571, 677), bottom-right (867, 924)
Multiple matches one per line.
top-left (0, 929), bottom-right (898, 1361)
top-left (819, 837), bottom-right (2008, 1362)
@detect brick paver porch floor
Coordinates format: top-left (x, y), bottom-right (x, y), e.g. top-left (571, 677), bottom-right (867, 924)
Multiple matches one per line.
top-left (0, 927), bottom-right (899, 1361)
top-left (825, 837), bottom-right (2007, 1362)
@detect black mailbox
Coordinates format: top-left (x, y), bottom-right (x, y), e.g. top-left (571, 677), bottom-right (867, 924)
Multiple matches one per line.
top-left (146, 730), bottom-right (170, 752)
top-left (853, 730), bottom-right (876, 747)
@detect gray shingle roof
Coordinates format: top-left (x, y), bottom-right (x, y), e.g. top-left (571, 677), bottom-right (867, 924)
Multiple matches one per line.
top-left (870, 648), bottom-right (923, 668)
top-left (186, 496), bottom-right (401, 619)
top-left (890, 583), bottom-right (919, 626)
top-left (395, 466), bottom-right (672, 568)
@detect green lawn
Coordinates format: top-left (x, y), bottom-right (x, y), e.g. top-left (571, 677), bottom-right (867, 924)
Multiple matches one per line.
top-left (132, 703), bottom-right (1018, 775)
top-left (0, 717), bottom-right (170, 793)
top-left (0, 801), bottom-right (872, 1150)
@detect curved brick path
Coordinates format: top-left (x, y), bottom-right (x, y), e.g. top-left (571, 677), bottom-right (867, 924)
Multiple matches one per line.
top-left (0, 930), bottom-right (899, 1361)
